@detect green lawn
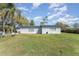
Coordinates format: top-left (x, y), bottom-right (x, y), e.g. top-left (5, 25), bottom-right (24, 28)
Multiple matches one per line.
top-left (0, 33), bottom-right (79, 56)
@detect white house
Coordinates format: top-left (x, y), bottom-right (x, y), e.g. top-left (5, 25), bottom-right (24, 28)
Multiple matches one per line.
top-left (16, 25), bottom-right (61, 34)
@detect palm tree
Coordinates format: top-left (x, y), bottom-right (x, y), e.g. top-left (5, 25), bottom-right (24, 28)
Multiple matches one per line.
top-left (40, 16), bottom-right (48, 26)
top-left (43, 16), bottom-right (48, 22)
top-left (0, 4), bottom-right (7, 34)
top-left (14, 9), bottom-right (29, 26)
top-left (0, 3), bottom-right (29, 34)
top-left (0, 3), bottom-right (15, 34)
top-left (9, 8), bottom-right (16, 33)
top-left (0, 9), bottom-right (8, 34)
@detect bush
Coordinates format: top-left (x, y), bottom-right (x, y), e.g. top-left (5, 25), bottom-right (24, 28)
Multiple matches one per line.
top-left (62, 28), bottom-right (76, 33)
top-left (75, 28), bottom-right (79, 34)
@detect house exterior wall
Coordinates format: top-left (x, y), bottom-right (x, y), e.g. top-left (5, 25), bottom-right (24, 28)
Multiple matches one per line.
top-left (17, 28), bottom-right (39, 34)
top-left (42, 27), bottom-right (61, 34)
top-left (16, 27), bottom-right (61, 34)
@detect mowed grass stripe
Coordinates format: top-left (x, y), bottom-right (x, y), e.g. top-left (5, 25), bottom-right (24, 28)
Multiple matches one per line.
top-left (0, 33), bottom-right (78, 55)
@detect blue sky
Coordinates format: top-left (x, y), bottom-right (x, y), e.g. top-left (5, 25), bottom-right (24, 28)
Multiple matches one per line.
top-left (14, 3), bottom-right (79, 26)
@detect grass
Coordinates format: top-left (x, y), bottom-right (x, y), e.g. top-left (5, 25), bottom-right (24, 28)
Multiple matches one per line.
top-left (0, 33), bottom-right (79, 55)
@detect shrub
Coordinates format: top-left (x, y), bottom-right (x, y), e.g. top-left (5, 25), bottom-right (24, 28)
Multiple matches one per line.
top-left (75, 28), bottom-right (79, 34)
top-left (62, 28), bottom-right (76, 33)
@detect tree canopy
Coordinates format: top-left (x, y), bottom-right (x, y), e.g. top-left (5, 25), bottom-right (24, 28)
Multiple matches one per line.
top-left (30, 20), bottom-right (35, 26)
top-left (0, 3), bottom-right (29, 33)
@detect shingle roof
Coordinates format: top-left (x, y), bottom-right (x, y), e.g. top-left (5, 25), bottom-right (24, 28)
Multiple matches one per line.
top-left (16, 25), bottom-right (60, 29)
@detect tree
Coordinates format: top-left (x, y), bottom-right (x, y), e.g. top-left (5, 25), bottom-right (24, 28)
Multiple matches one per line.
top-left (0, 3), bottom-right (29, 34)
top-left (30, 20), bottom-right (35, 26)
top-left (40, 21), bottom-right (44, 26)
top-left (56, 22), bottom-right (69, 30)
top-left (0, 3), bottom-right (7, 10)
top-left (73, 23), bottom-right (79, 28)
top-left (7, 3), bottom-right (15, 9)
top-left (0, 4), bottom-right (8, 34)
top-left (43, 16), bottom-right (48, 23)
top-left (41, 16), bottom-right (48, 26)
top-left (0, 4), bottom-right (17, 33)
top-left (14, 9), bottom-right (29, 26)
top-left (13, 15), bottom-right (29, 26)
top-left (2, 9), bottom-right (9, 33)
top-left (6, 4), bottom-right (15, 33)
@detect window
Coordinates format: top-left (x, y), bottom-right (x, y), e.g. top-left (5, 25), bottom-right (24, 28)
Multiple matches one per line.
top-left (29, 28), bottom-right (34, 32)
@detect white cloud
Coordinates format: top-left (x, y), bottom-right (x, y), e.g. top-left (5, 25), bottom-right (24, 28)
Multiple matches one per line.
top-left (48, 14), bottom-right (55, 20)
top-left (49, 3), bottom-right (64, 9)
top-left (47, 12), bottom-right (51, 15)
top-left (57, 17), bottom-right (68, 24)
top-left (33, 16), bottom-right (43, 21)
top-left (57, 14), bottom-right (79, 25)
top-left (17, 7), bottom-right (29, 11)
top-left (33, 16), bottom-right (43, 25)
top-left (48, 4), bottom-right (79, 25)
top-left (48, 11), bottom-right (65, 20)
top-left (32, 3), bottom-right (42, 9)
top-left (27, 17), bottom-right (31, 20)
top-left (54, 5), bottom-right (67, 13)
top-left (48, 4), bottom-right (67, 18)
top-left (48, 5), bottom-right (68, 20)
